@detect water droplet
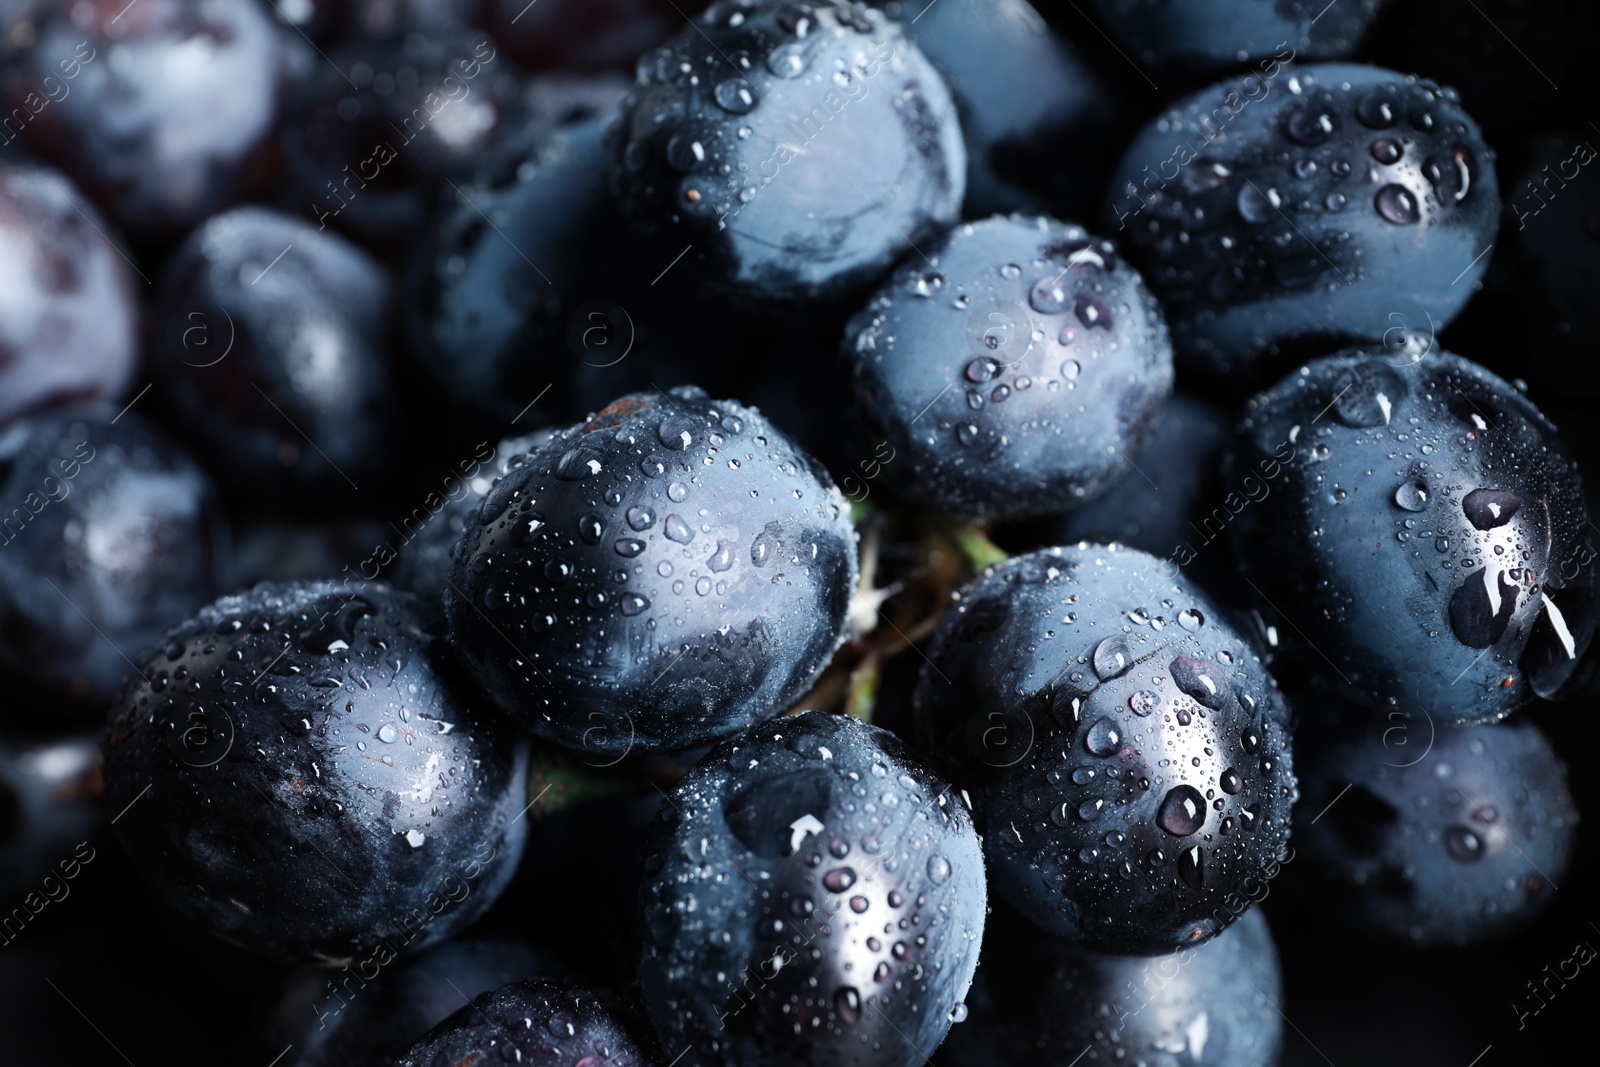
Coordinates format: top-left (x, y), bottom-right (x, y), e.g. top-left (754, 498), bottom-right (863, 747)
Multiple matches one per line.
top-left (1219, 768), bottom-right (1242, 794)
top-left (1176, 845), bottom-right (1204, 889)
top-left (949, 1002), bottom-right (969, 1024)
top-left (714, 78), bottom-right (758, 113)
top-left (1371, 138), bottom-right (1402, 164)
top-left (1375, 184), bottom-right (1420, 225)
top-left (927, 855), bottom-right (952, 884)
top-left (776, 4), bottom-right (814, 35)
top-left (615, 538), bottom-right (646, 558)
top-left (823, 867), bottom-right (857, 892)
top-left (751, 524), bottom-right (782, 566)
top-left (658, 415), bottom-right (696, 450)
top-left (1462, 488), bottom-right (1520, 530)
top-left (965, 357), bottom-right (999, 383)
top-left (1030, 275), bottom-right (1070, 314)
top-left (1170, 654), bottom-right (1232, 710)
top-left (664, 514), bottom-right (694, 544)
top-left (1425, 145), bottom-right (1475, 204)
top-left (1357, 89), bottom-right (1399, 128)
top-left (1129, 690), bottom-right (1160, 716)
top-left (1075, 295), bottom-right (1112, 330)
top-left (1158, 785), bottom-right (1207, 836)
top-left (557, 450), bottom-right (601, 480)
top-left (1237, 183), bottom-right (1281, 223)
top-left (1394, 481), bottom-right (1430, 512)
top-left (620, 594), bottom-right (650, 616)
top-left (1285, 104), bottom-right (1337, 145)
top-left (1177, 608), bottom-right (1205, 632)
top-left (377, 724), bottom-right (398, 743)
top-left (666, 131), bottom-right (708, 172)
top-left (1093, 635), bottom-right (1132, 679)
top-left (1332, 364), bottom-right (1404, 427)
top-left (1449, 566), bottom-right (1518, 648)
top-left (767, 43), bottom-right (807, 77)
top-left (708, 539), bottom-right (736, 572)
top-left (1445, 826), bottom-right (1485, 862)
top-left (577, 511), bottom-right (604, 545)
top-left (627, 506), bottom-right (656, 530)
top-left (1084, 717), bottom-right (1121, 757)
top-left (834, 986), bottom-right (861, 1025)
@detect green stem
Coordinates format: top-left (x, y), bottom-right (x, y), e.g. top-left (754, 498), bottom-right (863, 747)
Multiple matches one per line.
top-left (524, 744), bottom-right (637, 819)
top-left (845, 652), bottom-right (881, 723)
top-left (950, 522), bottom-right (1009, 572)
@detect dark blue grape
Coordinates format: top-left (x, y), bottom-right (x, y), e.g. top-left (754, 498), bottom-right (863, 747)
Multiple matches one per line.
top-left (101, 580), bottom-right (529, 963)
top-left (1106, 64), bottom-right (1499, 380)
top-left (607, 0), bottom-right (965, 303)
top-left (916, 544), bottom-right (1296, 954)
top-left (1225, 348), bottom-right (1597, 722)
top-left (638, 711), bottom-right (985, 1067)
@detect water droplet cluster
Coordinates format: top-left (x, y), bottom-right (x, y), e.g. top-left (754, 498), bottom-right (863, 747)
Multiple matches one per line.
top-left (608, 0), bottom-right (966, 302)
top-left (1227, 348), bottom-right (1596, 723)
top-left (395, 978), bottom-right (657, 1067)
top-left (102, 580), bottom-right (529, 963)
top-left (638, 711), bottom-right (985, 1067)
top-left (1292, 709), bottom-right (1576, 947)
top-left (1107, 63), bottom-right (1499, 378)
top-left (445, 386), bottom-right (858, 756)
top-left (844, 215), bottom-right (1173, 520)
top-left (915, 543), bottom-right (1297, 953)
